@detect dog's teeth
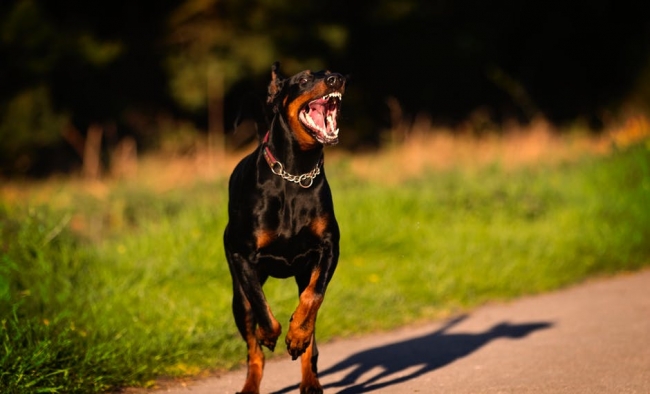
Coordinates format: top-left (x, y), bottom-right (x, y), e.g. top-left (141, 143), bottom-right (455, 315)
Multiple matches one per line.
top-left (306, 113), bottom-right (323, 133)
top-left (322, 92), bottom-right (342, 101)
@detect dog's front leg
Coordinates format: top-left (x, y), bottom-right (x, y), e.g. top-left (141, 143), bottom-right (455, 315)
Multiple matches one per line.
top-left (298, 332), bottom-right (322, 394)
top-left (286, 267), bottom-right (324, 360)
top-left (286, 244), bottom-right (338, 394)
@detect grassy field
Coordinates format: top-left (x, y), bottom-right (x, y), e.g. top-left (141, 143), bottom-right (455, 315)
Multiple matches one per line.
top-left (1, 122), bottom-right (650, 393)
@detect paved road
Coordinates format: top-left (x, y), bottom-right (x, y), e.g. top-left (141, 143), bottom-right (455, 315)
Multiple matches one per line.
top-left (152, 270), bottom-right (650, 393)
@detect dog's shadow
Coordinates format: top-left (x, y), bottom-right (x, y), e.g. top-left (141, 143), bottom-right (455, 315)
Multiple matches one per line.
top-left (272, 315), bottom-right (552, 394)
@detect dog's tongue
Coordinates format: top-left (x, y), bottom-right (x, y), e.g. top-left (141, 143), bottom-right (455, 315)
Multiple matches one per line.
top-left (307, 100), bottom-right (326, 130)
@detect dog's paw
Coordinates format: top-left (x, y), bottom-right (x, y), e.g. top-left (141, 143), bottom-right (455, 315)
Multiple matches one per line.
top-left (300, 375), bottom-right (323, 394)
top-left (256, 321), bottom-right (282, 351)
top-left (299, 384), bottom-right (323, 394)
top-left (285, 328), bottom-right (312, 360)
top-left (258, 336), bottom-right (278, 351)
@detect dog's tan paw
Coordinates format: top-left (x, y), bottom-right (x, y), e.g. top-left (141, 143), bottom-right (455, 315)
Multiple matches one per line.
top-left (299, 385), bottom-right (323, 394)
top-left (256, 321), bottom-right (282, 351)
top-left (285, 328), bottom-right (312, 360)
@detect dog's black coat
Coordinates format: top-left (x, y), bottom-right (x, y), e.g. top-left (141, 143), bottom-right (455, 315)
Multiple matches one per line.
top-left (224, 62), bottom-right (345, 394)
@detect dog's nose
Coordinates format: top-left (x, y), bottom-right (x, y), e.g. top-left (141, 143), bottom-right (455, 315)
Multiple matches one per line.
top-left (326, 74), bottom-right (344, 89)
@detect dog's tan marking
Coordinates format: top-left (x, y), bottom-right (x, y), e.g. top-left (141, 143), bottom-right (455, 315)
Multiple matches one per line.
top-left (310, 214), bottom-right (329, 237)
top-left (255, 229), bottom-right (276, 250)
top-left (287, 98), bottom-right (317, 150)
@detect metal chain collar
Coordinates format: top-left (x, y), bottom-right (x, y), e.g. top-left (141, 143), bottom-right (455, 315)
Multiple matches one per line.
top-left (262, 132), bottom-right (322, 189)
top-left (269, 160), bottom-right (321, 188)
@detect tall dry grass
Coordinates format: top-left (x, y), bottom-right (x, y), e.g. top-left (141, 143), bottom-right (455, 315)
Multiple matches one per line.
top-left (134, 113), bottom-right (650, 187)
top-left (1, 113), bottom-right (648, 199)
top-left (349, 115), bottom-right (633, 184)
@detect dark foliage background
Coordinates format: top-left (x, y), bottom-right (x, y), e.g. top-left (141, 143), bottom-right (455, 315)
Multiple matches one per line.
top-left (1, 0), bottom-right (649, 176)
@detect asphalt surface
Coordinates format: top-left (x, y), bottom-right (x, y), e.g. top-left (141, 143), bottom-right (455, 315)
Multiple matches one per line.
top-left (151, 269), bottom-right (650, 393)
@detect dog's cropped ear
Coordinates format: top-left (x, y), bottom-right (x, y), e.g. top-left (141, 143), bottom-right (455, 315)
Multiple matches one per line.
top-left (267, 62), bottom-right (285, 106)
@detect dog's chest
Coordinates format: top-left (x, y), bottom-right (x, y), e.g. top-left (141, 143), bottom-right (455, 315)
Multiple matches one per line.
top-left (254, 201), bottom-right (328, 250)
top-left (254, 227), bottom-right (325, 277)
top-left (252, 192), bottom-right (332, 268)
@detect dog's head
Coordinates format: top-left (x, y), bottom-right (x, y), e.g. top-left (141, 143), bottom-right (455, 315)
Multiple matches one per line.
top-left (267, 62), bottom-right (346, 148)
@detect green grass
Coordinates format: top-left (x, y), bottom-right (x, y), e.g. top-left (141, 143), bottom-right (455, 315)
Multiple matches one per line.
top-left (1, 143), bottom-right (650, 393)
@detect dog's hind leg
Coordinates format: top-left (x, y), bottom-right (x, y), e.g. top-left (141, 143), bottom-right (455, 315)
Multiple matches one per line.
top-left (228, 252), bottom-right (282, 351)
top-left (228, 252), bottom-right (281, 394)
top-left (232, 283), bottom-right (265, 394)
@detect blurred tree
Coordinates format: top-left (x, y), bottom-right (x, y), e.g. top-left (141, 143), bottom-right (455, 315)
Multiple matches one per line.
top-left (0, 86), bottom-right (69, 174)
top-left (165, 0), bottom-right (350, 147)
top-left (344, 0), bottom-right (650, 130)
top-left (165, 0), bottom-right (277, 155)
top-left (0, 0), bottom-right (80, 174)
top-left (0, 0), bottom-right (175, 176)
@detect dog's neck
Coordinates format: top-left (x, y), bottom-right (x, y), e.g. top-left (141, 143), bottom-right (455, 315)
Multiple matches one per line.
top-left (264, 114), bottom-right (324, 176)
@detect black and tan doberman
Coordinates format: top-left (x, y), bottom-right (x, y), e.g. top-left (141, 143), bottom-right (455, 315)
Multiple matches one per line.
top-left (224, 62), bottom-right (345, 394)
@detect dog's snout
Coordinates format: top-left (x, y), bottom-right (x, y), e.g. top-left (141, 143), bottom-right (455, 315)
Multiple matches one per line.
top-left (326, 74), bottom-right (344, 89)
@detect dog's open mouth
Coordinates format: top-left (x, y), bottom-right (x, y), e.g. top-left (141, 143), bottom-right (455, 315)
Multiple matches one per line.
top-left (299, 92), bottom-right (342, 145)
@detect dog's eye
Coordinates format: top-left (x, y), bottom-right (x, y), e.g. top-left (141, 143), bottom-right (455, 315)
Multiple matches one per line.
top-left (299, 77), bottom-right (309, 86)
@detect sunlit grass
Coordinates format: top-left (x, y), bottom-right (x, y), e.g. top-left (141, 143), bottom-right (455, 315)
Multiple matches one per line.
top-left (1, 124), bottom-right (649, 393)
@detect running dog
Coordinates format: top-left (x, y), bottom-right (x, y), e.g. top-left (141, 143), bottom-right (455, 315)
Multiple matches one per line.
top-left (224, 62), bottom-right (345, 394)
